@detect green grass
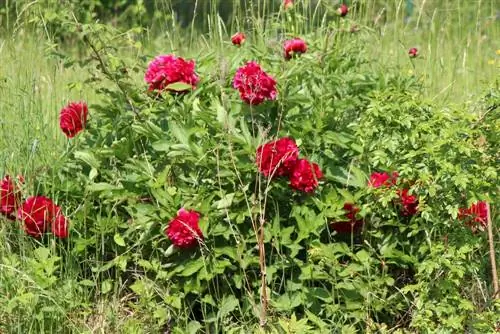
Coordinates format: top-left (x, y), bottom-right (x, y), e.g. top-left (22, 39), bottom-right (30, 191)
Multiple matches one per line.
top-left (0, 0), bottom-right (499, 332)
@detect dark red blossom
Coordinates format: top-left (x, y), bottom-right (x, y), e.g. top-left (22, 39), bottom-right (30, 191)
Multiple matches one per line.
top-left (231, 32), bottom-right (246, 46)
top-left (289, 159), bottom-right (323, 193)
top-left (331, 203), bottom-right (364, 234)
top-left (284, 38), bottom-right (308, 60)
top-left (397, 189), bottom-right (419, 216)
top-left (233, 61), bottom-right (277, 105)
top-left (337, 4), bottom-right (349, 17)
top-left (458, 201), bottom-right (488, 232)
top-left (144, 54), bottom-right (199, 92)
top-left (52, 214), bottom-right (69, 239)
top-left (368, 171), bottom-right (399, 188)
top-left (59, 101), bottom-right (88, 138)
top-left (165, 208), bottom-right (203, 249)
top-left (408, 48), bottom-right (418, 58)
top-left (17, 196), bottom-right (68, 238)
top-left (256, 137), bottom-right (299, 178)
top-left (0, 175), bottom-right (22, 220)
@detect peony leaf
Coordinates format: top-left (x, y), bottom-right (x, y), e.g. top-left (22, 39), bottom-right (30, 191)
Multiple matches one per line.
top-left (165, 82), bottom-right (193, 92)
top-left (74, 150), bottom-right (100, 169)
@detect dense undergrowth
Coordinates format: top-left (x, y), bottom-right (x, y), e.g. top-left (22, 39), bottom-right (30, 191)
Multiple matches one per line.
top-left (0, 1), bottom-right (499, 333)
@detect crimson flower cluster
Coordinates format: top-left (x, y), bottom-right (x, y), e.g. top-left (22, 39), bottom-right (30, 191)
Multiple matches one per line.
top-left (369, 171), bottom-right (419, 217)
top-left (256, 137), bottom-right (323, 193)
top-left (233, 61), bottom-right (277, 105)
top-left (1, 175), bottom-right (69, 238)
top-left (144, 54), bottom-right (199, 92)
top-left (284, 38), bottom-right (308, 60)
top-left (165, 208), bottom-right (204, 249)
top-left (458, 201), bottom-right (488, 232)
top-left (284, 0), bottom-right (293, 10)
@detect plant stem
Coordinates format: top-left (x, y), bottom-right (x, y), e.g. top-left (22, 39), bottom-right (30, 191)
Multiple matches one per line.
top-left (258, 216), bottom-right (267, 327)
top-left (487, 202), bottom-right (499, 299)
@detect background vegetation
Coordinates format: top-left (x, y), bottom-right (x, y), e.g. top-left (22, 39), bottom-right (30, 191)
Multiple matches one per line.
top-left (0, 0), bottom-right (499, 333)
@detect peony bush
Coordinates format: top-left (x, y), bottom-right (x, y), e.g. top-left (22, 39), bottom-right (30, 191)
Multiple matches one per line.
top-left (1, 5), bottom-right (498, 333)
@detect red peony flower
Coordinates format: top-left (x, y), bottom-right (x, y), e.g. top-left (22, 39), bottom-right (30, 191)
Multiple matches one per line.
top-left (284, 0), bottom-right (293, 10)
top-left (17, 196), bottom-right (58, 238)
top-left (368, 171), bottom-right (399, 188)
top-left (289, 159), bottom-right (323, 193)
top-left (408, 48), bottom-right (418, 58)
top-left (331, 203), bottom-right (364, 234)
top-left (231, 32), bottom-right (246, 46)
top-left (0, 175), bottom-right (22, 219)
top-left (144, 54), bottom-right (199, 92)
top-left (397, 189), bottom-right (419, 216)
top-left (233, 61), bottom-right (277, 105)
top-left (59, 101), bottom-right (88, 138)
top-left (284, 38), bottom-right (308, 60)
top-left (256, 137), bottom-right (299, 178)
top-left (337, 4), bottom-right (349, 17)
top-left (458, 200), bottom-right (488, 232)
top-left (165, 208), bottom-right (203, 249)
top-left (52, 213), bottom-right (69, 239)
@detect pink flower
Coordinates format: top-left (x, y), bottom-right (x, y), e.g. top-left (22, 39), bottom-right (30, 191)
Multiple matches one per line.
top-left (331, 203), bottom-right (364, 234)
top-left (284, 38), bottom-right (308, 60)
top-left (284, 0), bottom-right (293, 10)
top-left (397, 189), bottom-right (419, 216)
top-left (337, 4), bottom-right (349, 17)
top-left (59, 102), bottom-right (88, 138)
top-left (165, 208), bottom-right (203, 249)
top-left (256, 137), bottom-right (299, 177)
top-left (144, 54), bottom-right (199, 92)
top-left (0, 175), bottom-right (22, 219)
top-left (458, 201), bottom-right (488, 232)
top-left (408, 48), bottom-right (418, 58)
top-left (368, 171), bottom-right (399, 188)
top-left (17, 196), bottom-right (60, 238)
top-left (231, 32), bottom-right (246, 46)
top-left (289, 159), bottom-right (323, 193)
top-left (233, 61), bottom-right (277, 105)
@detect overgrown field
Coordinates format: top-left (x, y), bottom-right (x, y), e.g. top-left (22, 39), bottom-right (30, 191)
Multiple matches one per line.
top-left (0, 0), bottom-right (499, 333)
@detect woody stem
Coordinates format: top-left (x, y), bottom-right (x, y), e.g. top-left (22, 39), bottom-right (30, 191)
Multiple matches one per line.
top-left (487, 203), bottom-right (499, 299)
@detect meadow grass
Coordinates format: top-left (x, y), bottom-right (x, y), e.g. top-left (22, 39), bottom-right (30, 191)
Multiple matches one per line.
top-left (0, 0), bottom-right (499, 332)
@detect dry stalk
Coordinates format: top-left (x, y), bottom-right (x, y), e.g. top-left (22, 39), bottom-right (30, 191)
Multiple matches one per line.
top-left (486, 202), bottom-right (499, 299)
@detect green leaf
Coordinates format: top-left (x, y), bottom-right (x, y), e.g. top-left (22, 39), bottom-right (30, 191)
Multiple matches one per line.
top-left (113, 233), bottom-right (126, 247)
top-left (170, 122), bottom-right (190, 145)
top-left (101, 280), bottom-right (113, 294)
top-left (213, 193), bottom-right (235, 210)
top-left (86, 182), bottom-right (123, 192)
top-left (185, 320), bottom-right (202, 334)
top-left (165, 82), bottom-right (193, 92)
top-left (74, 150), bottom-right (100, 169)
top-left (179, 260), bottom-right (205, 277)
top-left (152, 140), bottom-right (170, 152)
top-left (218, 295), bottom-right (239, 317)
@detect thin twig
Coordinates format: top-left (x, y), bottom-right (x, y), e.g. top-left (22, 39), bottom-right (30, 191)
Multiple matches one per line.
top-left (82, 34), bottom-right (139, 116)
top-left (258, 215), bottom-right (268, 327)
top-left (486, 202), bottom-right (499, 299)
